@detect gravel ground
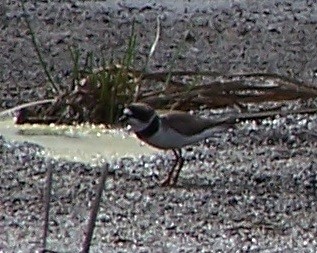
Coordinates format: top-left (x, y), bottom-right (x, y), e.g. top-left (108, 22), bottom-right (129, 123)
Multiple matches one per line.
top-left (1, 1), bottom-right (317, 252)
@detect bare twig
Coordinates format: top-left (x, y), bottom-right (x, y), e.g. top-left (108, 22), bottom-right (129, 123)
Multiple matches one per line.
top-left (227, 72), bottom-right (317, 95)
top-left (40, 163), bottom-right (54, 253)
top-left (0, 99), bottom-right (56, 118)
top-left (134, 16), bottom-right (161, 102)
top-left (81, 163), bottom-right (109, 253)
top-left (236, 107), bottom-right (317, 121)
top-left (145, 15), bottom-right (161, 70)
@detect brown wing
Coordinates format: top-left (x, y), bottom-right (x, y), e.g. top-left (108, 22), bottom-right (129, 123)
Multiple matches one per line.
top-left (161, 112), bottom-right (236, 136)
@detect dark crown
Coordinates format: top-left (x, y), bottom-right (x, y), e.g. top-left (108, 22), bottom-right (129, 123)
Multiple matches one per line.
top-left (127, 103), bottom-right (155, 122)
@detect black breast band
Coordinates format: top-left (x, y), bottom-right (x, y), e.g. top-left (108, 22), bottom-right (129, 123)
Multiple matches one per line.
top-left (136, 115), bottom-right (160, 139)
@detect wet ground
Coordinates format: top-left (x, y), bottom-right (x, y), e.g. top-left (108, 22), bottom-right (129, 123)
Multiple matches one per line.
top-left (0, 119), bottom-right (155, 164)
top-left (0, 1), bottom-right (317, 252)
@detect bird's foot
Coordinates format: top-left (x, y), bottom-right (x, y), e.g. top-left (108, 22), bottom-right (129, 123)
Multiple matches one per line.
top-left (160, 177), bottom-right (175, 187)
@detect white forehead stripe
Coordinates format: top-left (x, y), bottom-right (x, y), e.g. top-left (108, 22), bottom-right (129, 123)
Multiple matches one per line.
top-left (123, 108), bottom-right (132, 115)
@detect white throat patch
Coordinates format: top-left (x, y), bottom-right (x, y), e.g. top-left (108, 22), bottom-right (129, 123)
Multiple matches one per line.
top-left (127, 112), bottom-right (159, 133)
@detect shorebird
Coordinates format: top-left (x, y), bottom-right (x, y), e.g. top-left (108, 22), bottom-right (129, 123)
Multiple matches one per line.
top-left (120, 103), bottom-right (236, 186)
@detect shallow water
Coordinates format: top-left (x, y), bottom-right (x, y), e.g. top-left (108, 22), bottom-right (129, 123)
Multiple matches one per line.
top-left (0, 118), bottom-right (156, 165)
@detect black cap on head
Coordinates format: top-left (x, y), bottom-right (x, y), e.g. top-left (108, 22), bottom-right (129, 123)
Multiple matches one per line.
top-left (126, 103), bottom-right (155, 122)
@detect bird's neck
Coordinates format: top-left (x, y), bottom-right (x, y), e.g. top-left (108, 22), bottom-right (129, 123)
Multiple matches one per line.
top-left (135, 115), bottom-right (160, 139)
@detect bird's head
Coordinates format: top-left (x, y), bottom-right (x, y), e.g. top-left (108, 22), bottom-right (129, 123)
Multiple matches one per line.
top-left (119, 103), bottom-right (157, 132)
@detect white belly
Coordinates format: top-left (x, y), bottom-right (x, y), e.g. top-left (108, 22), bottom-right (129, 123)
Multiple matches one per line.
top-left (144, 126), bottom-right (218, 149)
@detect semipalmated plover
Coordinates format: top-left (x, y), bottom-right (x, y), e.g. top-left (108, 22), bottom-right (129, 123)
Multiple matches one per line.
top-left (120, 103), bottom-right (236, 186)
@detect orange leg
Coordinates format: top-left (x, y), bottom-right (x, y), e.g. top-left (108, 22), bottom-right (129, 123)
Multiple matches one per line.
top-left (170, 150), bottom-right (184, 185)
top-left (160, 149), bottom-right (183, 186)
